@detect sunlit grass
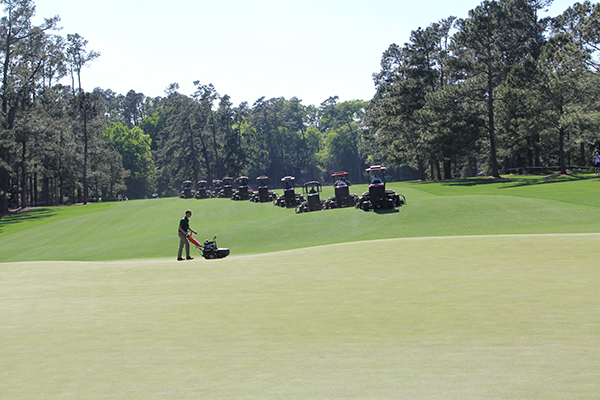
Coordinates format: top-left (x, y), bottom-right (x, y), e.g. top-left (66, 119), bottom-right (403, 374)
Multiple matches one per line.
top-left (2, 175), bottom-right (600, 398)
top-left (2, 235), bottom-right (599, 399)
top-left (1, 175), bottom-right (600, 262)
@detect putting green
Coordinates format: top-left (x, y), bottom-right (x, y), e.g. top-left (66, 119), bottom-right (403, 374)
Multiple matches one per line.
top-left (2, 234), bottom-right (599, 399)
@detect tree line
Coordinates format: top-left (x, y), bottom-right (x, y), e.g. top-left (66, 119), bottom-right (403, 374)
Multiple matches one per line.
top-left (1, 0), bottom-right (598, 213)
top-left (367, 0), bottom-right (600, 180)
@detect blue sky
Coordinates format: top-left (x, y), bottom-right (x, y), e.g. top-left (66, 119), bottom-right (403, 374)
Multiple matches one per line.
top-left (34, 0), bottom-right (578, 106)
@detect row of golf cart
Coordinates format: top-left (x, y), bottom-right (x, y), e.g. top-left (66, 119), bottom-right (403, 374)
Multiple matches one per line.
top-left (180, 176), bottom-right (274, 201)
top-left (292, 167), bottom-right (405, 213)
top-left (180, 165), bottom-right (405, 212)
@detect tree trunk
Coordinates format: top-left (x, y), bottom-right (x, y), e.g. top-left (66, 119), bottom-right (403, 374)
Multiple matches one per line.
top-left (443, 159), bottom-right (452, 180)
top-left (193, 117), bottom-right (211, 184)
top-left (43, 176), bottom-right (50, 206)
top-left (418, 158), bottom-right (426, 181)
top-left (21, 141), bottom-right (27, 208)
top-left (559, 127), bottom-right (566, 175)
top-left (34, 172), bottom-right (38, 206)
top-left (187, 114), bottom-right (200, 183)
top-left (210, 113), bottom-right (221, 179)
top-left (487, 69), bottom-right (500, 178)
top-left (468, 156), bottom-right (477, 177)
top-left (300, 125), bottom-right (311, 180)
top-left (527, 138), bottom-right (533, 173)
top-left (83, 110), bottom-right (88, 204)
top-left (430, 161), bottom-right (435, 181)
top-left (346, 120), bottom-right (361, 184)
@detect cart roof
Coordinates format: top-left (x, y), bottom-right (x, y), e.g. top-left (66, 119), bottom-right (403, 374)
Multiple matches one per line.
top-left (366, 165), bottom-right (386, 172)
top-left (331, 171), bottom-right (349, 178)
top-left (303, 181), bottom-right (321, 187)
top-left (257, 175), bottom-right (268, 180)
top-left (281, 176), bottom-right (295, 181)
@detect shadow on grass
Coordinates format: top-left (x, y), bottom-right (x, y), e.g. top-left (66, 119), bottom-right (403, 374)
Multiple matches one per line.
top-left (374, 208), bottom-right (400, 214)
top-left (415, 174), bottom-right (595, 189)
top-left (0, 208), bottom-right (57, 233)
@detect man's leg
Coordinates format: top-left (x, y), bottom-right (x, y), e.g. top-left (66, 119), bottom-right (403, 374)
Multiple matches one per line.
top-left (185, 238), bottom-right (191, 258)
top-left (178, 232), bottom-right (187, 259)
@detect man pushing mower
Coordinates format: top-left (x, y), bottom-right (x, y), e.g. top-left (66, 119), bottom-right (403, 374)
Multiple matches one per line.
top-left (177, 210), bottom-right (197, 260)
top-left (177, 209), bottom-right (231, 261)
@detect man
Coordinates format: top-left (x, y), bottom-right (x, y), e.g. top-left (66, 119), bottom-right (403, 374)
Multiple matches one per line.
top-left (178, 210), bottom-right (197, 261)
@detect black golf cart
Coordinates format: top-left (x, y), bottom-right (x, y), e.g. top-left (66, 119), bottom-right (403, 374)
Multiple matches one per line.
top-left (212, 180), bottom-right (223, 198)
top-left (216, 177), bottom-right (234, 198)
top-left (274, 176), bottom-right (304, 207)
top-left (195, 180), bottom-right (211, 199)
top-left (180, 180), bottom-right (195, 198)
top-left (355, 165), bottom-right (406, 211)
top-left (326, 171), bottom-right (358, 208)
top-left (250, 175), bottom-right (278, 202)
top-left (231, 176), bottom-right (252, 200)
top-left (296, 181), bottom-right (326, 213)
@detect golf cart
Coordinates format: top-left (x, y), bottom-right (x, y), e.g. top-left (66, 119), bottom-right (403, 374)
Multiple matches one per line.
top-left (231, 176), bottom-right (252, 200)
top-left (220, 177), bottom-right (234, 198)
top-left (179, 180), bottom-right (195, 198)
top-left (212, 180), bottom-right (223, 198)
top-left (274, 176), bottom-right (304, 207)
top-left (296, 181), bottom-right (326, 213)
top-left (250, 175), bottom-right (278, 202)
top-left (195, 180), bottom-right (211, 199)
top-left (355, 165), bottom-right (406, 211)
top-left (326, 171), bottom-right (358, 208)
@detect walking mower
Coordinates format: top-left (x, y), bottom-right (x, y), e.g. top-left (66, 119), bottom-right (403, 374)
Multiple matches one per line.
top-left (188, 234), bottom-right (230, 259)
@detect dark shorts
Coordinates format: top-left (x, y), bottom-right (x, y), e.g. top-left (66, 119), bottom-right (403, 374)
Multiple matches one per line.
top-left (595, 162), bottom-right (600, 168)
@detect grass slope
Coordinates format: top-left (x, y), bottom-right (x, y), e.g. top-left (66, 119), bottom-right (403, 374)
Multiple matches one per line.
top-left (2, 235), bottom-right (600, 399)
top-left (1, 175), bottom-right (600, 262)
top-left (2, 176), bottom-right (600, 398)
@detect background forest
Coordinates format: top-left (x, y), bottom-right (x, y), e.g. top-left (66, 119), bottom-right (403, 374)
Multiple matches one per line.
top-left (0, 0), bottom-right (599, 212)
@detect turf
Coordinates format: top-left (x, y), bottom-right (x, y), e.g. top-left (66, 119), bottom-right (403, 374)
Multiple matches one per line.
top-left (1, 174), bottom-right (600, 262)
top-left (2, 235), bottom-right (599, 399)
top-left (1, 175), bottom-right (600, 398)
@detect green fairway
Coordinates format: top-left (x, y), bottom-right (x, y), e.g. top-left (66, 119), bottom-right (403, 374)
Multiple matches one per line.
top-left (1, 175), bottom-right (600, 262)
top-left (2, 234), bottom-right (600, 399)
top-left (1, 175), bottom-right (600, 398)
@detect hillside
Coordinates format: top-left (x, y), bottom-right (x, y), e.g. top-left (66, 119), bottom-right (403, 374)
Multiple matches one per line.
top-left (1, 175), bottom-right (600, 262)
